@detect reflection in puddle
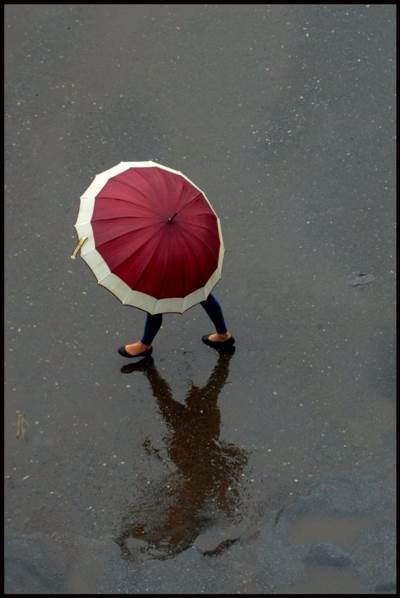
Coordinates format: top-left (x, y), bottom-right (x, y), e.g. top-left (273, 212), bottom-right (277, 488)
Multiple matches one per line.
top-left (115, 348), bottom-right (248, 560)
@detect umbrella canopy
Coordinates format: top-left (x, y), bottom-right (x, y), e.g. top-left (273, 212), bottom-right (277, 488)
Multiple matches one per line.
top-left (74, 161), bottom-right (224, 314)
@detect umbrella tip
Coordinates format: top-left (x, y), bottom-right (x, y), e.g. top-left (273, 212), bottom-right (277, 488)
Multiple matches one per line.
top-left (167, 211), bottom-right (178, 223)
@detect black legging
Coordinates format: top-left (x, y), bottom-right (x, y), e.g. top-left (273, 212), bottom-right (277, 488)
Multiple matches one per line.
top-left (141, 293), bottom-right (228, 345)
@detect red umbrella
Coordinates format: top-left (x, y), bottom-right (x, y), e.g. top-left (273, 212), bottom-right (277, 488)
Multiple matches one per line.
top-left (73, 161), bottom-right (224, 314)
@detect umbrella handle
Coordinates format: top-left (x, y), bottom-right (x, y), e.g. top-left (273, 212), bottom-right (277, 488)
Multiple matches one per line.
top-left (70, 236), bottom-right (88, 259)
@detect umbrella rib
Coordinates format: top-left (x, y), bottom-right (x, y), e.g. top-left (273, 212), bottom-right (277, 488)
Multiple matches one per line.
top-left (176, 192), bottom-right (203, 215)
top-left (103, 225), bottom-right (166, 273)
top-left (169, 229), bottom-right (187, 298)
top-left (178, 226), bottom-right (218, 257)
top-left (110, 178), bottom-right (159, 211)
top-left (111, 170), bottom-right (161, 205)
top-left (176, 227), bottom-right (208, 287)
top-left (182, 210), bottom-right (216, 218)
top-left (96, 196), bottom-right (159, 215)
top-left (94, 226), bottom-right (166, 282)
top-left (132, 168), bottom-right (170, 212)
top-left (148, 167), bottom-right (170, 205)
top-left (178, 220), bottom-right (219, 233)
top-left (174, 177), bottom-right (188, 213)
top-left (129, 229), bottom-right (168, 289)
top-left (92, 215), bottom-right (157, 222)
top-left (155, 232), bottom-right (172, 299)
top-left (152, 232), bottom-right (174, 300)
top-left (109, 177), bottom-right (153, 202)
top-left (129, 167), bottom-right (157, 190)
top-left (95, 223), bottom-right (161, 250)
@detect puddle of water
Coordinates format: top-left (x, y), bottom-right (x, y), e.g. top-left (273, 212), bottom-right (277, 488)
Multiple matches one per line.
top-left (116, 348), bottom-right (249, 561)
top-left (282, 566), bottom-right (363, 594)
top-left (287, 513), bottom-right (370, 549)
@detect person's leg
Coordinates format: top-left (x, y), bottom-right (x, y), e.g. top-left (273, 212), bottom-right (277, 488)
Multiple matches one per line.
top-left (141, 313), bottom-right (163, 346)
top-left (200, 294), bottom-right (232, 341)
top-left (124, 313), bottom-right (162, 355)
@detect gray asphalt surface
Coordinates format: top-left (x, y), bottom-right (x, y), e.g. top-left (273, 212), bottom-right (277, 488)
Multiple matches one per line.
top-left (5, 4), bottom-right (396, 594)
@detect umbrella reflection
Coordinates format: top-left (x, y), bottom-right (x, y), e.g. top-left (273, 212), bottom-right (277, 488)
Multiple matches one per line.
top-left (115, 348), bottom-right (248, 560)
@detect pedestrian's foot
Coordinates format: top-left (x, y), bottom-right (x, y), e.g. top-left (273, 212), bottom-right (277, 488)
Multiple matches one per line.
top-left (206, 332), bottom-right (232, 342)
top-left (202, 332), bottom-right (235, 349)
top-left (123, 341), bottom-right (152, 356)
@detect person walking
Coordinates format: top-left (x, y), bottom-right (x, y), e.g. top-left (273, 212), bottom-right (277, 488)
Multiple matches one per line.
top-left (73, 162), bottom-right (233, 355)
top-left (118, 293), bottom-right (234, 358)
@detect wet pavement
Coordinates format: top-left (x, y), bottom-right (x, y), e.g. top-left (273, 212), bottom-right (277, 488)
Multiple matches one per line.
top-left (4, 4), bottom-right (396, 594)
